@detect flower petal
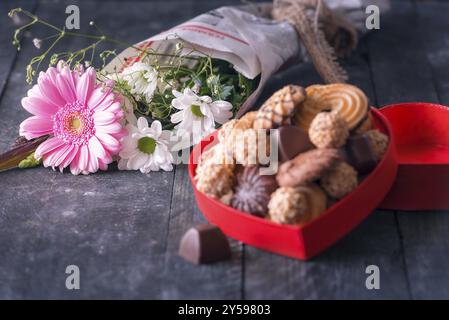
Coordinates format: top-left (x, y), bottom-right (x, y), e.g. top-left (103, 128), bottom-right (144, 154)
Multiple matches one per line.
top-left (78, 144), bottom-right (89, 172)
top-left (60, 145), bottom-right (79, 171)
top-left (96, 122), bottom-right (124, 134)
top-left (87, 87), bottom-right (109, 110)
top-left (52, 144), bottom-right (73, 168)
top-left (170, 110), bottom-right (184, 124)
top-left (70, 149), bottom-right (82, 175)
top-left (98, 159), bottom-right (109, 171)
top-left (56, 73), bottom-right (76, 103)
top-left (88, 135), bottom-right (107, 159)
top-left (42, 145), bottom-right (66, 168)
top-left (87, 147), bottom-right (99, 173)
top-left (137, 117), bottom-right (149, 131)
top-left (21, 96), bottom-right (58, 116)
top-left (37, 72), bottom-right (66, 107)
top-left (95, 132), bottom-right (120, 153)
top-left (93, 111), bottom-right (116, 125)
top-left (19, 116), bottom-right (53, 140)
top-left (35, 137), bottom-right (65, 159)
top-left (76, 67), bottom-right (95, 105)
top-left (128, 152), bottom-right (148, 170)
top-left (60, 66), bottom-right (77, 94)
top-left (150, 120), bottom-right (162, 137)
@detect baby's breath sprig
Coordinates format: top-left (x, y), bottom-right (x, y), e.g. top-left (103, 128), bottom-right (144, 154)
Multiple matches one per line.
top-left (9, 7), bottom-right (259, 130)
top-left (9, 8), bottom-right (200, 84)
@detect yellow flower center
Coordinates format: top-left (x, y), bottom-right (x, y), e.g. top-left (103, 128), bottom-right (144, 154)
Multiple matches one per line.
top-left (190, 104), bottom-right (204, 118)
top-left (138, 137), bottom-right (156, 154)
top-left (71, 118), bottom-right (81, 130)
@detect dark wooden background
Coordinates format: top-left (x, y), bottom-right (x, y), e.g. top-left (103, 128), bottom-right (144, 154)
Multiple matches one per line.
top-left (1, 0), bottom-right (449, 299)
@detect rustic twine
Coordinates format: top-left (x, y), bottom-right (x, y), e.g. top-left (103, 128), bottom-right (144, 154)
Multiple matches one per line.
top-left (272, 0), bottom-right (358, 83)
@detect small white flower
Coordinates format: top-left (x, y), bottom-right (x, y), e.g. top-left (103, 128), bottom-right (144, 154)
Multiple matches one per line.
top-left (118, 117), bottom-right (174, 173)
top-left (170, 88), bottom-right (233, 146)
top-left (32, 38), bottom-right (42, 49)
top-left (122, 62), bottom-right (158, 103)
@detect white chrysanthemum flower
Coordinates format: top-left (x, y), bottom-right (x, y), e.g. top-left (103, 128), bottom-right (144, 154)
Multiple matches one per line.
top-left (170, 88), bottom-right (233, 145)
top-left (118, 117), bottom-right (174, 173)
top-left (122, 62), bottom-right (158, 103)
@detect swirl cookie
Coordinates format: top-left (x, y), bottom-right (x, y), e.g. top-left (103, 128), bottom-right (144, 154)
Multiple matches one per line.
top-left (253, 85), bottom-right (306, 129)
top-left (231, 166), bottom-right (278, 217)
top-left (295, 83), bottom-right (368, 131)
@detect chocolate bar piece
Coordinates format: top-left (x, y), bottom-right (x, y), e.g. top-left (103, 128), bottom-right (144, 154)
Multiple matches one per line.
top-left (179, 224), bottom-right (231, 264)
top-left (278, 125), bottom-right (314, 163)
top-left (345, 134), bottom-right (377, 175)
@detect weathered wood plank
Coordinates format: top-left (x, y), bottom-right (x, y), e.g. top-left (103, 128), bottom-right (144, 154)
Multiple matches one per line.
top-left (0, 0), bottom-right (37, 136)
top-left (367, 2), bottom-right (439, 106)
top-left (0, 0), bottom-right (181, 299)
top-left (382, 2), bottom-right (449, 299)
top-left (162, 165), bottom-right (243, 299)
top-left (156, 0), bottom-right (248, 299)
top-left (243, 40), bottom-right (410, 299)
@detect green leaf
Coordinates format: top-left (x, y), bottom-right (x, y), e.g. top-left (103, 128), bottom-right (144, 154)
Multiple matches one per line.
top-left (18, 152), bottom-right (42, 169)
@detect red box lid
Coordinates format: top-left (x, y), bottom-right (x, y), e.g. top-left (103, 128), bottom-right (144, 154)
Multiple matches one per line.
top-left (379, 102), bottom-right (449, 210)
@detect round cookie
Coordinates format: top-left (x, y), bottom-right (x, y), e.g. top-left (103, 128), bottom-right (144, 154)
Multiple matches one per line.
top-left (308, 111), bottom-right (349, 149)
top-left (276, 148), bottom-right (341, 187)
top-left (231, 166), bottom-right (278, 217)
top-left (295, 83), bottom-right (368, 131)
top-left (321, 161), bottom-right (358, 199)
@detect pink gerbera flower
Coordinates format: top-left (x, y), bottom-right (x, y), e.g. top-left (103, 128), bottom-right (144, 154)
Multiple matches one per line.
top-left (19, 62), bottom-right (126, 175)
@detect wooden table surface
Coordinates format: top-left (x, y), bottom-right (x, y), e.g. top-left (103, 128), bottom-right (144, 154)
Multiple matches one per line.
top-left (1, 0), bottom-right (449, 299)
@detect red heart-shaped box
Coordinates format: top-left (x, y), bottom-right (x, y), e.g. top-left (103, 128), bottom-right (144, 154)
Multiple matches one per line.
top-left (379, 103), bottom-right (449, 210)
top-left (188, 108), bottom-right (398, 260)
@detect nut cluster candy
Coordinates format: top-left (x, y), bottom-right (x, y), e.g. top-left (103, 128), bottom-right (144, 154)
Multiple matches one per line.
top-left (195, 164), bottom-right (234, 200)
top-left (195, 83), bottom-right (389, 226)
top-left (268, 187), bottom-right (309, 224)
top-left (365, 129), bottom-right (389, 161)
top-left (321, 161), bottom-right (358, 199)
top-left (309, 112), bottom-right (349, 148)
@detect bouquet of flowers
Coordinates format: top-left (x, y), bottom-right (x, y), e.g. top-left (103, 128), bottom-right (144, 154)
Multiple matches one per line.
top-left (0, 1), bottom-right (389, 175)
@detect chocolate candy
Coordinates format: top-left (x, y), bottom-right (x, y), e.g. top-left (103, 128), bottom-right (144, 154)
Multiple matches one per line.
top-left (344, 134), bottom-right (377, 175)
top-left (277, 148), bottom-right (341, 187)
top-left (178, 224), bottom-right (231, 264)
top-left (231, 166), bottom-right (278, 217)
top-left (278, 125), bottom-right (314, 163)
